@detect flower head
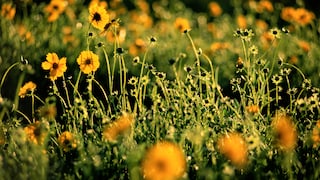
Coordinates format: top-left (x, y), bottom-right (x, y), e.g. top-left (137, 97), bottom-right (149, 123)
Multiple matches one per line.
top-left (141, 141), bottom-right (186, 180)
top-left (174, 17), bottom-right (190, 33)
top-left (1, 3), bottom-right (16, 20)
top-left (41, 53), bottom-right (67, 81)
top-left (44, 0), bottom-right (67, 22)
top-left (217, 132), bottom-right (248, 168)
top-left (88, 4), bottom-right (109, 30)
top-left (24, 121), bottom-right (48, 145)
top-left (58, 131), bottom-right (77, 152)
top-left (103, 112), bottom-right (134, 142)
top-left (209, 2), bottom-right (222, 17)
top-left (77, 50), bottom-right (100, 74)
top-left (19, 81), bottom-right (37, 98)
top-left (272, 113), bottom-right (297, 151)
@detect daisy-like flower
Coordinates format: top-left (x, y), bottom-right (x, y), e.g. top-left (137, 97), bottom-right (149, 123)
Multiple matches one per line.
top-left (174, 17), bottom-right (191, 33)
top-left (77, 50), bottom-right (100, 74)
top-left (103, 112), bottom-right (134, 142)
top-left (141, 141), bottom-right (186, 180)
top-left (58, 131), bottom-right (77, 152)
top-left (24, 121), bottom-right (48, 145)
top-left (209, 2), bottom-right (222, 17)
top-left (44, 0), bottom-right (67, 22)
top-left (38, 105), bottom-right (57, 121)
top-left (41, 53), bottom-right (67, 81)
top-left (18, 81), bottom-right (37, 98)
top-left (88, 4), bottom-right (109, 30)
top-left (217, 132), bottom-right (248, 168)
top-left (272, 113), bottom-right (297, 151)
top-left (1, 3), bottom-right (16, 20)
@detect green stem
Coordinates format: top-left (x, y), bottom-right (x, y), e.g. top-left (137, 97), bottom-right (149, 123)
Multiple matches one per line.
top-left (0, 62), bottom-right (19, 95)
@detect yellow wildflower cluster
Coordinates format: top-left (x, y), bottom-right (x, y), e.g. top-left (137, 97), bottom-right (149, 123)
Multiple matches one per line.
top-left (281, 7), bottom-right (315, 26)
top-left (312, 120), bottom-right (320, 148)
top-left (1, 3), bottom-right (16, 20)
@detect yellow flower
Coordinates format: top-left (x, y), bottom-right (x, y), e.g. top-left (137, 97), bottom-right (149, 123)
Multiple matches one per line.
top-left (237, 15), bottom-right (247, 29)
top-left (174, 17), bottom-right (190, 33)
top-left (246, 105), bottom-right (259, 114)
top-left (103, 112), bottom-right (134, 142)
top-left (1, 3), bottom-right (16, 20)
top-left (141, 141), bottom-right (186, 180)
top-left (44, 0), bottom-right (67, 22)
top-left (88, 4), bottom-right (109, 30)
top-left (281, 7), bottom-right (315, 26)
top-left (210, 42), bottom-right (229, 53)
top-left (58, 131), bottom-right (77, 152)
top-left (272, 113), bottom-right (297, 151)
top-left (312, 120), bottom-right (320, 148)
top-left (298, 40), bottom-right (311, 53)
top-left (209, 2), bottom-right (222, 17)
top-left (18, 81), bottom-right (37, 98)
top-left (77, 50), bottom-right (100, 74)
top-left (257, 0), bottom-right (273, 13)
top-left (217, 132), bottom-right (248, 168)
top-left (41, 53), bottom-right (67, 81)
top-left (24, 121), bottom-right (47, 145)
top-left (129, 38), bottom-right (147, 56)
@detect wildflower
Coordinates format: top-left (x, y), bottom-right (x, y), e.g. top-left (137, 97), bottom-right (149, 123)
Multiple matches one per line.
top-left (141, 76), bottom-right (150, 86)
top-left (89, 0), bottom-right (108, 9)
top-left (18, 81), bottom-right (37, 98)
top-left (88, 4), bottom-right (109, 30)
top-left (141, 141), bottom-right (186, 180)
top-left (272, 113), bottom-right (297, 151)
top-left (281, 7), bottom-right (315, 26)
top-left (257, 0), bottom-right (273, 13)
top-left (24, 121), bottom-right (47, 145)
top-left (77, 50), bottom-right (100, 74)
top-left (129, 38), bottom-right (146, 56)
top-left (236, 15), bottom-right (247, 29)
top-left (217, 132), bottom-right (248, 168)
top-left (128, 77), bottom-right (138, 85)
top-left (270, 28), bottom-right (281, 39)
top-left (312, 120), bottom-right (320, 148)
top-left (236, 57), bottom-right (244, 69)
top-left (38, 105), bottom-right (57, 120)
top-left (302, 79), bottom-right (312, 90)
top-left (240, 29), bottom-right (254, 42)
top-left (44, 0), bottom-right (67, 22)
top-left (210, 42), bottom-right (229, 52)
top-left (103, 112), bottom-right (134, 142)
top-left (174, 17), bottom-right (191, 33)
top-left (249, 45), bottom-right (258, 55)
top-left (17, 24), bottom-right (35, 45)
top-left (155, 72), bottom-right (166, 80)
top-left (132, 56), bottom-right (140, 65)
top-left (256, 19), bottom-right (268, 31)
top-left (298, 40), bottom-right (311, 53)
top-left (42, 53), bottom-right (67, 81)
top-left (58, 131), bottom-right (77, 152)
top-left (209, 2), bottom-right (222, 17)
top-left (271, 75), bottom-right (282, 85)
top-left (1, 3), bottom-right (16, 20)
top-left (280, 68), bottom-right (291, 76)
top-left (246, 105), bottom-right (259, 114)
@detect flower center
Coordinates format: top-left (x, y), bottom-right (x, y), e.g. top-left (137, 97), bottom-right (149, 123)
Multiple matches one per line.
top-left (93, 13), bottom-right (101, 21)
top-left (155, 160), bottom-right (166, 172)
top-left (85, 59), bottom-right (92, 65)
top-left (52, 63), bottom-right (59, 69)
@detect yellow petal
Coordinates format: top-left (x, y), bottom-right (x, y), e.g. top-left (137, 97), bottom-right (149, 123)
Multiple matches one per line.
top-left (41, 61), bottom-right (52, 70)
